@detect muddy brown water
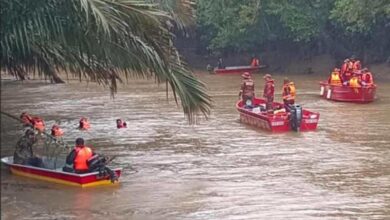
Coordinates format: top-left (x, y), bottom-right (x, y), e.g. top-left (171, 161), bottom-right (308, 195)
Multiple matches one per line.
top-left (1, 73), bottom-right (390, 220)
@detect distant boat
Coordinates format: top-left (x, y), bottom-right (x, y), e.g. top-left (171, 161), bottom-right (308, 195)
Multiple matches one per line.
top-left (236, 98), bottom-right (320, 132)
top-left (319, 82), bottom-right (376, 103)
top-left (214, 65), bottom-right (265, 74)
top-left (1, 156), bottom-right (122, 188)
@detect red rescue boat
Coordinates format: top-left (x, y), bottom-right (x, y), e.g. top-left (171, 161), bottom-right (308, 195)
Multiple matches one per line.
top-left (319, 82), bottom-right (376, 103)
top-left (236, 98), bottom-right (320, 132)
top-left (1, 156), bottom-right (122, 187)
top-left (214, 65), bottom-right (265, 74)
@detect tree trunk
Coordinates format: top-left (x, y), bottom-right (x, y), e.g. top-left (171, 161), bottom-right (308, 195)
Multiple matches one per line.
top-left (51, 72), bottom-right (65, 83)
top-left (16, 72), bottom-right (26, 81)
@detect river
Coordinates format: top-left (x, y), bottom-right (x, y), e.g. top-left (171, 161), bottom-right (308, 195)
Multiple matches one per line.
top-left (1, 73), bottom-right (390, 219)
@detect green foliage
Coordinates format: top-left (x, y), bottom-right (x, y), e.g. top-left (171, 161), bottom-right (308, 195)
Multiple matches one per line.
top-left (330, 0), bottom-right (390, 33)
top-left (0, 0), bottom-right (211, 123)
top-left (196, 0), bottom-right (390, 60)
top-left (197, 0), bottom-right (265, 51)
top-left (147, 0), bottom-right (196, 31)
top-left (266, 0), bottom-right (334, 42)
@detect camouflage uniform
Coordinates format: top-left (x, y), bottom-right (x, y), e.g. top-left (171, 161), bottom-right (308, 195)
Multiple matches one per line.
top-left (13, 130), bottom-right (42, 166)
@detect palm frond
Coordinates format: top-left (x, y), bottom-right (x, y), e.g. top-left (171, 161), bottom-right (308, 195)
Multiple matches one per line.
top-left (0, 0), bottom-right (211, 123)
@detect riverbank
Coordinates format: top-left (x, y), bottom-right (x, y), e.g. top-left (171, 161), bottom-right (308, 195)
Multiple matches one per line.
top-left (181, 49), bottom-right (390, 80)
top-left (2, 53), bottom-right (390, 82)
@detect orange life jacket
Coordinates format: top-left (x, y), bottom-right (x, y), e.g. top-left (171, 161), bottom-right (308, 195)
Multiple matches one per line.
top-left (330, 72), bottom-right (342, 85)
top-left (251, 58), bottom-right (260, 67)
top-left (282, 82), bottom-right (296, 101)
top-left (349, 77), bottom-right (361, 88)
top-left (74, 146), bottom-right (93, 171)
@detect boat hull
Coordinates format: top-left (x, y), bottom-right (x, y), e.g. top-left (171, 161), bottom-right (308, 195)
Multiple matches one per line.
top-left (319, 82), bottom-right (376, 103)
top-left (1, 157), bottom-right (122, 187)
top-left (214, 65), bottom-right (264, 74)
top-left (236, 98), bottom-right (320, 132)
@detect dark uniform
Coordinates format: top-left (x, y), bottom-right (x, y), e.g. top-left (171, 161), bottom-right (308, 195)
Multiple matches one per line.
top-left (239, 72), bottom-right (255, 106)
top-left (13, 129), bottom-right (43, 167)
top-left (263, 74), bottom-right (275, 113)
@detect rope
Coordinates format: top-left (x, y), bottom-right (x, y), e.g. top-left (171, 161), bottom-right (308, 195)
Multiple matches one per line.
top-left (1, 111), bottom-right (70, 149)
top-left (2, 111), bottom-right (118, 168)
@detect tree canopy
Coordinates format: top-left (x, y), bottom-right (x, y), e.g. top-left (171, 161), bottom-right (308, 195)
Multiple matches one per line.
top-left (197, 0), bottom-right (390, 61)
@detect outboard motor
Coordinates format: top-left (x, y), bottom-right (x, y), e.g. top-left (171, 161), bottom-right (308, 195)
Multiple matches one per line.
top-left (289, 104), bottom-right (303, 132)
top-left (87, 155), bottom-right (118, 183)
top-left (244, 99), bottom-right (253, 109)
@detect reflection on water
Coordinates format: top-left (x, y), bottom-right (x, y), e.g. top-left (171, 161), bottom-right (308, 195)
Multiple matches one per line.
top-left (1, 73), bottom-right (390, 219)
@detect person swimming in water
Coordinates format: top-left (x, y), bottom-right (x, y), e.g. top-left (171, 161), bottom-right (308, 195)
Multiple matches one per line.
top-left (116, 119), bottom-right (127, 129)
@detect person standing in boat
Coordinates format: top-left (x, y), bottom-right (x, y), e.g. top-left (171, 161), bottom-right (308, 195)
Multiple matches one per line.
top-left (63, 138), bottom-right (95, 173)
top-left (340, 59), bottom-right (353, 83)
top-left (13, 129), bottom-right (43, 167)
top-left (351, 56), bottom-right (362, 72)
top-left (282, 78), bottom-right (296, 111)
top-left (250, 56), bottom-right (260, 67)
top-left (239, 72), bottom-right (255, 107)
top-left (343, 58), bottom-right (356, 83)
top-left (217, 57), bottom-right (225, 69)
top-left (263, 74), bottom-right (275, 113)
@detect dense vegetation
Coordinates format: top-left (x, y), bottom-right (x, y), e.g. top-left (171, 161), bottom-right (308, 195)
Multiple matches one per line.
top-left (196, 0), bottom-right (390, 63)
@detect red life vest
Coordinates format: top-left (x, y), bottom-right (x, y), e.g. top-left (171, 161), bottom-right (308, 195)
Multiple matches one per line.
top-left (347, 61), bottom-right (354, 70)
top-left (251, 58), bottom-right (260, 67)
top-left (74, 146), bottom-right (93, 171)
top-left (361, 72), bottom-right (373, 85)
top-left (352, 60), bottom-right (361, 71)
top-left (79, 118), bottom-right (90, 130)
top-left (117, 121), bottom-right (127, 128)
top-left (263, 79), bottom-right (275, 98)
top-left (341, 63), bottom-right (348, 75)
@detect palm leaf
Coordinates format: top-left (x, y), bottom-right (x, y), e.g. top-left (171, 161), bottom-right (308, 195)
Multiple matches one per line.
top-left (0, 0), bottom-right (211, 123)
